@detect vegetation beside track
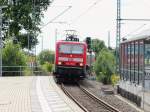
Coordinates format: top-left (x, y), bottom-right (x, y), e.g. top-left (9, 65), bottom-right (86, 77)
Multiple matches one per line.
top-left (91, 39), bottom-right (119, 85)
top-left (37, 49), bottom-right (54, 73)
top-left (0, 0), bottom-right (53, 76)
top-left (2, 41), bottom-right (27, 76)
top-left (2, 41), bottom-right (54, 76)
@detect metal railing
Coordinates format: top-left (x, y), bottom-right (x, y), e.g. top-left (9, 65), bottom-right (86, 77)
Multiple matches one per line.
top-left (1, 66), bottom-right (49, 76)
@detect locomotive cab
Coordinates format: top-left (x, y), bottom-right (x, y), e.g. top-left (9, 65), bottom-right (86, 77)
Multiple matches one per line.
top-left (54, 36), bottom-right (87, 81)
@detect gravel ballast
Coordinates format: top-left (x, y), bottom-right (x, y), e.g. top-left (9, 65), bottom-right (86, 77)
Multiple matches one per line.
top-left (63, 84), bottom-right (112, 112)
top-left (79, 78), bottom-right (141, 112)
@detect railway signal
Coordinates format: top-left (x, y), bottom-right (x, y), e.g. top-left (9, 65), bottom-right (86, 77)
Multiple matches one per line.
top-left (86, 37), bottom-right (91, 50)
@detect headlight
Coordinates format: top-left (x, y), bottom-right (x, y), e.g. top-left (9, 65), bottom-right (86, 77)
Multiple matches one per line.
top-left (58, 62), bottom-right (62, 65)
top-left (79, 63), bottom-right (83, 66)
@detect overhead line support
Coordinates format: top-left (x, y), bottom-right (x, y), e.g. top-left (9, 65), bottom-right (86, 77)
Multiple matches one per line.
top-left (116, 0), bottom-right (121, 73)
top-left (0, 5), bottom-right (7, 77)
top-left (120, 19), bottom-right (150, 21)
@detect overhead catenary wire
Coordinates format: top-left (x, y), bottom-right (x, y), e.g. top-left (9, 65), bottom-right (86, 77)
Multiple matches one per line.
top-left (71, 0), bottom-right (103, 24)
top-left (41, 6), bottom-right (72, 29)
top-left (50, 5), bottom-right (72, 7)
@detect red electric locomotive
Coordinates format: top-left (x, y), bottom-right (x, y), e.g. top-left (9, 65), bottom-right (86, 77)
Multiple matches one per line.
top-left (54, 34), bottom-right (87, 82)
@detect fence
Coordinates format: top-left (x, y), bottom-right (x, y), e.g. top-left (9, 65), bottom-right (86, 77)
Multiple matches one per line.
top-left (2, 66), bottom-right (49, 76)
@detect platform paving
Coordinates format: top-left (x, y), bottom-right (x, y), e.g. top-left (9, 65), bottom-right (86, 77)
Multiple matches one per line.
top-left (0, 76), bottom-right (84, 112)
top-left (0, 77), bottom-right (32, 112)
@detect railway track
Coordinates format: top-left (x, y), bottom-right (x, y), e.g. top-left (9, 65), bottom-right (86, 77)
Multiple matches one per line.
top-left (61, 83), bottom-right (121, 112)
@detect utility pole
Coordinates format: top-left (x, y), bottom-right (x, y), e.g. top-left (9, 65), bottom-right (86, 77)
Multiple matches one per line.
top-left (0, 8), bottom-right (2, 76)
top-left (41, 35), bottom-right (43, 52)
top-left (32, 0), bottom-right (36, 66)
top-left (54, 29), bottom-right (58, 64)
top-left (116, 0), bottom-right (121, 72)
top-left (108, 31), bottom-right (110, 48)
top-left (28, 33), bottom-right (30, 53)
top-left (55, 28), bottom-right (58, 44)
top-left (0, 6), bottom-right (7, 76)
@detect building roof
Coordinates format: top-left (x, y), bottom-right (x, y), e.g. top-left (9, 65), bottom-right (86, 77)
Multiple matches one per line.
top-left (121, 29), bottom-right (150, 43)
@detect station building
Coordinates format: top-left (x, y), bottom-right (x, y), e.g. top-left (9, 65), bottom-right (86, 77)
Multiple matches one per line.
top-left (118, 30), bottom-right (150, 111)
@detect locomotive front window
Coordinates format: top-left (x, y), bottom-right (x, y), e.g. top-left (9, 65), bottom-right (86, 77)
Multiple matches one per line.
top-left (72, 45), bottom-right (83, 54)
top-left (59, 44), bottom-right (84, 54)
top-left (59, 44), bottom-right (71, 54)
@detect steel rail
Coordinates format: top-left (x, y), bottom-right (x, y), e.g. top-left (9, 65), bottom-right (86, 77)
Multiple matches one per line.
top-left (79, 85), bottom-right (121, 112)
top-left (60, 83), bottom-right (89, 112)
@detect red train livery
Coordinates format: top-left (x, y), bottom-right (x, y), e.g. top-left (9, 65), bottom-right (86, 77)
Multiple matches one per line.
top-left (54, 39), bottom-right (87, 82)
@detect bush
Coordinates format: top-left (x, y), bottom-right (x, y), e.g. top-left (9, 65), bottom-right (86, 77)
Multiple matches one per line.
top-left (23, 67), bottom-right (32, 76)
top-left (41, 62), bottom-right (53, 72)
top-left (111, 74), bottom-right (120, 86)
top-left (38, 50), bottom-right (54, 65)
top-left (96, 72), bottom-right (104, 82)
top-left (94, 49), bottom-right (116, 84)
top-left (2, 41), bottom-right (27, 76)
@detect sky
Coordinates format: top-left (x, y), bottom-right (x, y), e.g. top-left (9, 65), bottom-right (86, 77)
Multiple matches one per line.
top-left (36, 0), bottom-right (150, 54)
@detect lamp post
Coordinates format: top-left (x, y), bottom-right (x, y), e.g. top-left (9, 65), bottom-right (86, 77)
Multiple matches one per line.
top-left (0, 8), bottom-right (2, 76)
top-left (0, 6), bottom-right (7, 76)
top-left (41, 35), bottom-right (43, 52)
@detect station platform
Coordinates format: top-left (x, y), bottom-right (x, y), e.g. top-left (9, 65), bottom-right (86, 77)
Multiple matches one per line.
top-left (0, 76), bottom-right (84, 112)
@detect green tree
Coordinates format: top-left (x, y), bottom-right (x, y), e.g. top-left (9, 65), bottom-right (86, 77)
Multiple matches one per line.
top-left (91, 39), bottom-right (106, 57)
top-left (94, 49), bottom-right (116, 84)
top-left (38, 50), bottom-right (54, 65)
top-left (2, 41), bottom-right (27, 76)
top-left (0, 0), bottom-right (53, 49)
